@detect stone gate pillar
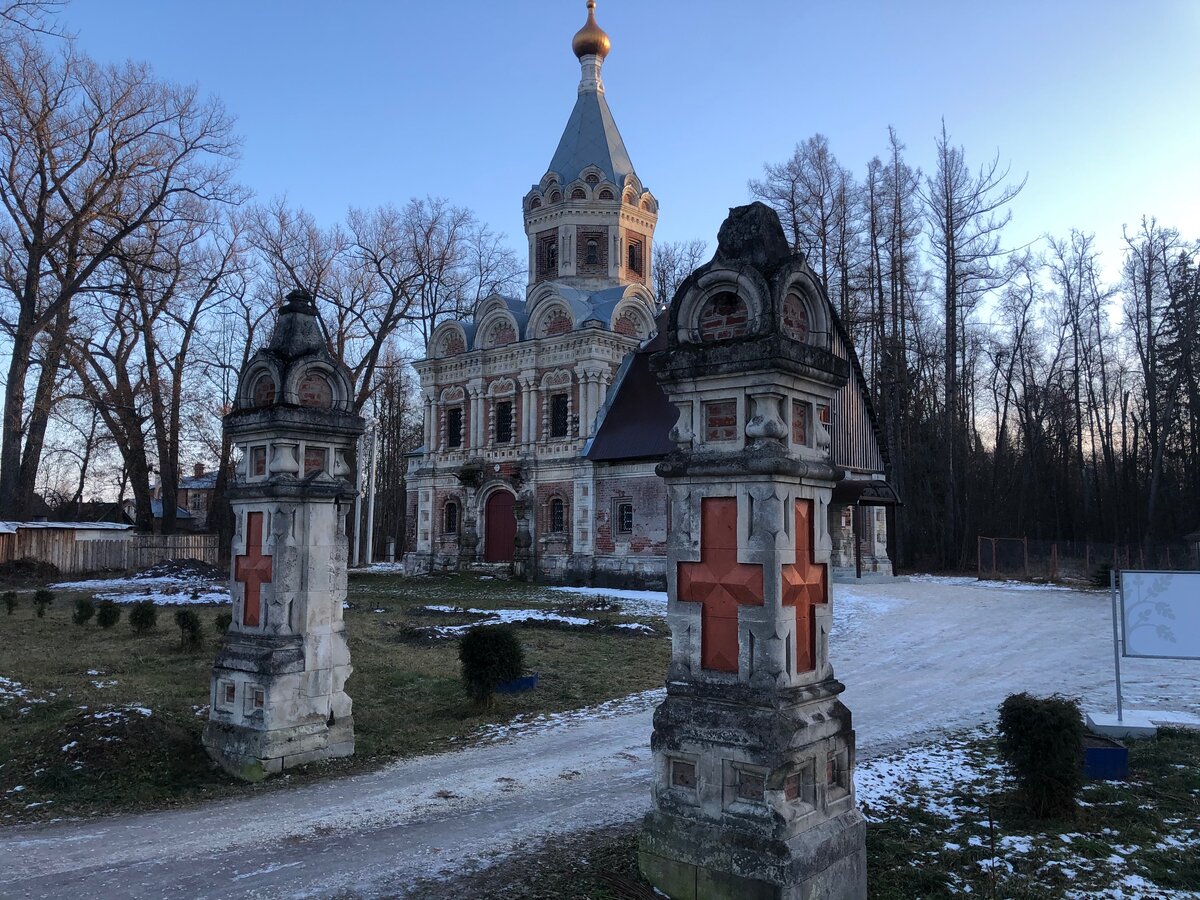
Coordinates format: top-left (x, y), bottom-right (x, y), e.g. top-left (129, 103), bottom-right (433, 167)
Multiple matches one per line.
top-left (203, 289), bottom-right (365, 780)
top-left (639, 204), bottom-right (867, 899)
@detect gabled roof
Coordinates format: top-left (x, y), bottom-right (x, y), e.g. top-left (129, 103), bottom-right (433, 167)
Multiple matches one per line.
top-left (547, 89), bottom-right (636, 187)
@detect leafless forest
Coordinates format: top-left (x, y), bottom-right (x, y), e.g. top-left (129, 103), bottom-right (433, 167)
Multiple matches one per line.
top-left (1, 6), bottom-right (1196, 569)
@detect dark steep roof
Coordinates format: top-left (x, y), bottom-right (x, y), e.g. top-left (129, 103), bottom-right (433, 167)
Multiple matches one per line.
top-left (586, 321), bottom-right (676, 463)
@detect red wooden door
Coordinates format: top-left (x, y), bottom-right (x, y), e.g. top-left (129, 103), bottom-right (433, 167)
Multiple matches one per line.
top-left (484, 491), bottom-right (516, 562)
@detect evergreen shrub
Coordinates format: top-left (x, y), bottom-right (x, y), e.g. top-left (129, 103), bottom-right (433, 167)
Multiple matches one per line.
top-left (997, 692), bottom-right (1084, 818)
top-left (459, 625), bottom-right (524, 706)
top-left (129, 599), bottom-right (157, 634)
top-left (96, 599), bottom-right (121, 628)
top-left (72, 596), bottom-right (95, 625)
top-left (3, 590), bottom-right (16, 615)
top-left (215, 611), bottom-right (232, 634)
top-left (174, 608), bottom-right (202, 648)
top-left (33, 588), bottom-right (53, 618)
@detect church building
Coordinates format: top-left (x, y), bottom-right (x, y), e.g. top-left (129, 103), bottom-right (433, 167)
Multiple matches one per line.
top-left (404, 2), bottom-right (896, 586)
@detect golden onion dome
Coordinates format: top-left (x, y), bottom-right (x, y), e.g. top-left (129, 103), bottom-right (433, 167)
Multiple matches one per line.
top-left (572, 0), bottom-right (611, 60)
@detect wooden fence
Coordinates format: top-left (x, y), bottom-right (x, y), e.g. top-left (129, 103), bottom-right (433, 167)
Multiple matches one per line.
top-left (0, 530), bottom-right (219, 576)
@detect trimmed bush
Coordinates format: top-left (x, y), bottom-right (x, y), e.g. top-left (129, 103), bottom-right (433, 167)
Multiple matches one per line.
top-left (72, 596), bottom-right (96, 625)
top-left (33, 588), bottom-right (54, 618)
top-left (174, 608), bottom-right (203, 648)
top-left (2, 590), bottom-right (16, 615)
top-left (129, 599), bottom-right (157, 634)
top-left (459, 625), bottom-right (524, 707)
top-left (214, 611), bottom-right (232, 634)
top-left (997, 692), bottom-right (1085, 818)
top-left (96, 599), bottom-right (121, 629)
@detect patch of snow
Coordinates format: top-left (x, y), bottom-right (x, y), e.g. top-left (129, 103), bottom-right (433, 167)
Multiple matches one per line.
top-left (475, 688), bottom-right (666, 744)
top-left (90, 680), bottom-right (117, 689)
top-left (60, 742), bottom-right (78, 753)
top-left (907, 574), bottom-right (1076, 592)
top-left (545, 586), bottom-right (667, 619)
top-left (614, 623), bottom-right (657, 634)
top-left (51, 573), bottom-right (228, 606)
top-left (353, 562), bottom-right (406, 575)
top-left (417, 605), bottom-right (592, 636)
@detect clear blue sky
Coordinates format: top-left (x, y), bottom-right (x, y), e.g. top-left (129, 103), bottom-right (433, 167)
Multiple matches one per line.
top-left (56, 0), bottom-right (1200, 282)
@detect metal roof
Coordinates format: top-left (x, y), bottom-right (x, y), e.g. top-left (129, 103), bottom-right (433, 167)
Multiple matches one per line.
top-left (0, 520), bottom-right (133, 533)
top-left (547, 88), bottom-right (636, 186)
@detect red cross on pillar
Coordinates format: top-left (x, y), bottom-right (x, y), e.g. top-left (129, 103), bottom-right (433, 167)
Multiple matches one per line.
top-left (235, 511), bottom-right (273, 627)
top-left (781, 499), bottom-right (828, 673)
top-left (678, 497), bottom-right (764, 673)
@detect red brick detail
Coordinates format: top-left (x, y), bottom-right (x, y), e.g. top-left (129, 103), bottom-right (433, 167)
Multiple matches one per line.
top-left (252, 374), bottom-right (276, 407)
top-left (781, 499), bottom-right (828, 673)
top-left (299, 372), bottom-right (333, 407)
top-left (577, 228), bottom-right (609, 275)
top-left (698, 292), bottom-right (750, 342)
top-left (594, 478), bottom-right (667, 555)
top-left (792, 399), bottom-right (810, 446)
top-left (704, 400), bottom-right (738, 442)
top-left (625, 230), bottom-right (646, 284)
top-left (678, 497), bottom-right (764, 673)
top-left (782, 293), bottom-right (809, 341)
top-left (235, 512), bottom-right (272, 627)
top-left (545, 309), bottom-right (572, 336)
top-left (439, 331), bottom-right (465, 356)
top-left (614, 311), bottom-right (640, 337)
top-left (488, 321), bottom-right (516, 347)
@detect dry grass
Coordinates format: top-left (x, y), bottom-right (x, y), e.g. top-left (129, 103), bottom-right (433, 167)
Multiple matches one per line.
top-left (0, 573), bottom-right (667, 823)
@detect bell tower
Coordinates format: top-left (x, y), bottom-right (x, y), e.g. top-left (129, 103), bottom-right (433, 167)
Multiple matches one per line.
top-left (522, 1), bottom-right (658, 292)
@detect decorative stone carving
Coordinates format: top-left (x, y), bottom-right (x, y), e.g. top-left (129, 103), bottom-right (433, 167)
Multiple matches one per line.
top-left (639, 204), bottom-right (866, 899)
top-left (203, 289), bottom-right (364, 781)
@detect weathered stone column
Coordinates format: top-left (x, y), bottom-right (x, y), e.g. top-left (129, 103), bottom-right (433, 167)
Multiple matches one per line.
top-left (204, 289), bottom-right (365, 780)
top-left (639, 204), bottom-right (867, 899)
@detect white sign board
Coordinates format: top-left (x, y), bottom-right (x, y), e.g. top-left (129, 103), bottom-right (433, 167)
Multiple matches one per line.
top-left (1121, 571), bottom-right (1200, 660)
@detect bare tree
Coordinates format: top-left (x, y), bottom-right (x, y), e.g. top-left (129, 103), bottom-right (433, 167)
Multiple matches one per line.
top-left (0, 35), bottom-right (240, 517)
top-left (652, 238), bottom-right (707, 305)
top-left (921, 120), bottom-right (1024, 565)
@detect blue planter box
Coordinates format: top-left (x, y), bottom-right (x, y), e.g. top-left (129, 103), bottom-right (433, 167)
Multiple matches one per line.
top-left (1083, 734), bottom-right (1129, 780)
top-left (495, 672), bottom-right (539, 694)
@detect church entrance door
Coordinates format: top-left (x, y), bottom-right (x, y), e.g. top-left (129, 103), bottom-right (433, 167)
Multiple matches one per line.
top-left (484, 491), bottom-right (516, 563)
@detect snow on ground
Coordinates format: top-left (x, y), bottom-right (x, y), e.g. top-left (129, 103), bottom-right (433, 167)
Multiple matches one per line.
top-left (473, 687), bottom-right (666, 744)
top-left (546, 585), bottom-right (667, 619)
top-left (417, 605), bottom-right (591, 636)
top-left (858, 730), bottom-right (1200, 899)
top-left (50, 574), bottom-right (228, 606)
top-left (909, 574), bottom-right (1081, 592)
top-left (353, 562), bottom-right (406, 575)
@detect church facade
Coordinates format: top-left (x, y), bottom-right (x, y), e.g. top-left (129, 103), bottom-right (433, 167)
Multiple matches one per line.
top-left (404, 2), bottom-right (895, 586)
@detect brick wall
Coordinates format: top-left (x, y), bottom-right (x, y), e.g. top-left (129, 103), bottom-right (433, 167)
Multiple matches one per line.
top-left (698, 292), bottom-right (750, 342)
top-left (576, 228), bottom-right (609, 276)
top-left (594, 474), bottom-right (667, 556)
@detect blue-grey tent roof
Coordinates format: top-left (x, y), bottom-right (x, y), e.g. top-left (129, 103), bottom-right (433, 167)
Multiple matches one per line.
top-left (149, 501), bottom-right (192, 520)
top-left (547, 89), bottom-right (636, 186)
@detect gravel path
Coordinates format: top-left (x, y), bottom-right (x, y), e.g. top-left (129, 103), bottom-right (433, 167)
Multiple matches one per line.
top-left (2, 578), bottom-right (1196, 899)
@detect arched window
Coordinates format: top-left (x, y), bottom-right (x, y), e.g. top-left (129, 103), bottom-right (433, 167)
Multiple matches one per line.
top-left (547, 242), bottom-right (558, 270)
top-left (623, 192), bottom-right (635, 205)
top-left (298, 371), bottom-right (333, 408)
top-left (585, 173), bottom-right (599, 184)
top-left (697, 292), bottom-right (750, 342)
top-left (444, 501), bottom-right (460, 535)
top-left (571, 188), bottom-right (587, 200)
top-left (530, 197), bottom-right (542, 209)
top-left (549, 191), bottom-right (562, 204)
top-left (549, 497), bottom-right (566, 534)
top-left (627, 241), bottom-right (642, 275)
top-left (598, 188), bottom-right (614, 201)
top-left (251, 373), bottom-right (276, 407)
top-left (586, 239), bottom-right (599, 265)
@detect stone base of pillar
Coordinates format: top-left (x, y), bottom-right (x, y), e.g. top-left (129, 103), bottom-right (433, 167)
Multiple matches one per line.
top-left (639, 682), bottom-right (867, 900)
top-left (639, 808), bottom-right (866, 900)
top-left (202, 633), bottom-right (354, 781)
